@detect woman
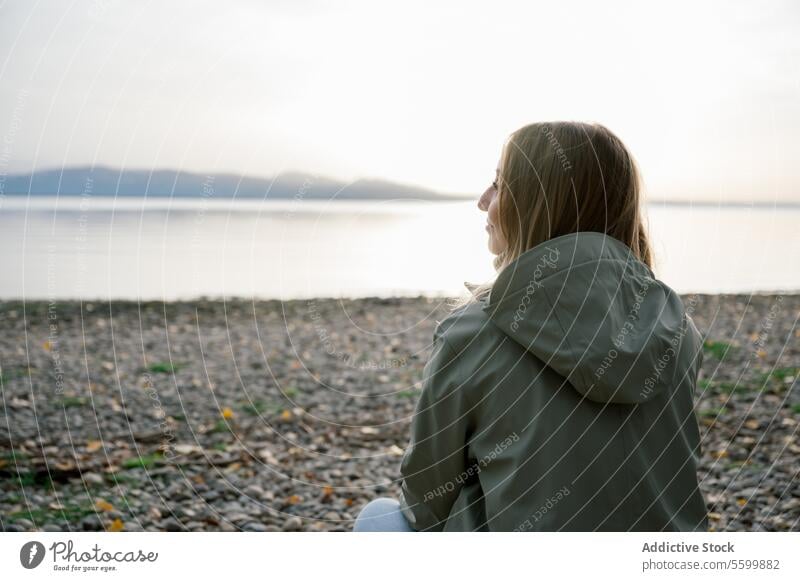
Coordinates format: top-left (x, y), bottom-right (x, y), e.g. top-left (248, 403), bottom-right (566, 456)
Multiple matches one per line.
top-left (353, 121), bottom-right (708, 532)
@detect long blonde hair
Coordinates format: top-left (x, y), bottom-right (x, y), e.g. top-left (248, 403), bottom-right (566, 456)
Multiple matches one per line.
top-left (459, 121), bottom-right (653, 306)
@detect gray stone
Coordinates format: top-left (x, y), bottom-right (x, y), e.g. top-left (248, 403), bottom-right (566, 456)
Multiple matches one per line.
top-left (162, 518), bottom-right (184, 532)
top-left (242, 522), bottom-right (268, 532)
top-left (41, 524), bottom-right (62, 532)
top-left (282, 516), bottom-right (303, 531)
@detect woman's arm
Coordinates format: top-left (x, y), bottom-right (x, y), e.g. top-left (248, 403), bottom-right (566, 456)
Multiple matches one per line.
top-left (398, 335), bottom-right (473, 531)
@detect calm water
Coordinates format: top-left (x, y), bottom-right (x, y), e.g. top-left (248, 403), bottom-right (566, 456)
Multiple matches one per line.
top-left (1, 197), bottom-right (798, 300)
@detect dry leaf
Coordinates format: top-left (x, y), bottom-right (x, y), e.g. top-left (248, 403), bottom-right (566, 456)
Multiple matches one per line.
top-left (95, 499), bottom-right (114, 512)
top-left (86, 440), bottom-right (103, 453)
top-left (222, 407), bottom-right (234, 419)
top-left (43, 340), bottom-right (52, 352)
top-left (108, 518), bottom-right (124, 532)
top-left (744, 419), bottom-right (760, 430)
top-left (736, 498), bottom-right (747, 506)
top-left (280, 409), bottom-right (293, 421)
top-left (322, 485), bottom-right (334, 497)
top-left (287, 494), bottom-right (301, 505)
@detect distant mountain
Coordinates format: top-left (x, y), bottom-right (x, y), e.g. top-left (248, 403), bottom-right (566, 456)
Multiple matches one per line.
top-left (2, 166), bottom-right (471, 201)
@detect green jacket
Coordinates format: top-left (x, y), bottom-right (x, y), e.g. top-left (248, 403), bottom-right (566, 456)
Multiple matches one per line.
top-left (398, 231), bottom-right (708, 531)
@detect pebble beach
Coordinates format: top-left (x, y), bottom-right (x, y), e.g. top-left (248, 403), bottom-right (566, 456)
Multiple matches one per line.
top-left (0, 294), bottom-right (798, 532)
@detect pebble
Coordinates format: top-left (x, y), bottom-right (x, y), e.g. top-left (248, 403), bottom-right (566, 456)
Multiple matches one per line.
top-left (243, 522), bottom-right (269, 532)
top-left (41, 524), bottom-right (62, 532)
top-left (282, 516), bottom-right (303, 532)
top-left (162, 517), bottom-right (184, 532)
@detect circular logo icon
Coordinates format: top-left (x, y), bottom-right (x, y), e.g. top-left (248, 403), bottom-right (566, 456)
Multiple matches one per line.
top-left (20, 541), bottom-right (46, 569)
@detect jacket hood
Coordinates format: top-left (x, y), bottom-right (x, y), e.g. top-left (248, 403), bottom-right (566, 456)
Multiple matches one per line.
top-left (482, 231), bottom-right (703, 404)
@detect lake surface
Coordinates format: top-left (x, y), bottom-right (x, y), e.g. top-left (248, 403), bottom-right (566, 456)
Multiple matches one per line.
top-left (1, 197), bottom-right (798, 300)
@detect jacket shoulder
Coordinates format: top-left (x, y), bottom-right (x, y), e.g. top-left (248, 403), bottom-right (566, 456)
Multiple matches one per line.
top-left (434, 299), bottom-right (501, 354)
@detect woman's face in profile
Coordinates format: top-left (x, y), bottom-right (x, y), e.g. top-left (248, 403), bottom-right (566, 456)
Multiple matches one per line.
top-left (478, 163), bottom-right (506, 255)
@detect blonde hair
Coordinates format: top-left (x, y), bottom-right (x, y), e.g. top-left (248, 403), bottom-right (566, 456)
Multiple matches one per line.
top-left (456, 121), bottom-right (653, 307)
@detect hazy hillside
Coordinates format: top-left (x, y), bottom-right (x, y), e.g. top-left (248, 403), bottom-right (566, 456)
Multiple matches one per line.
top-left (2, 167), bottom-right (470, 201)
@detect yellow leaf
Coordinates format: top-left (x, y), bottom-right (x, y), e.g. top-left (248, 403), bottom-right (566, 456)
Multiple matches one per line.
top-left (736, 498), bottom-right (747, 506)
top-left (712, 449), bottom-right (729, 459)
top-left (322, 485), bottom-right (334, 497)
top-left (108, 518), bottom-right (124, 532)
top-left (86, 440), bottom-right (103, 452)
top-left (280, 409), bottom-right (293, 421)
top-left (95, 499), bottom-right (114, 511)
top-left (287, 494), bottom-right (301, 505)
top-left (756, 349), bottom-right (767, 359)
top-left (43, 340), bottom-right (52, 351)
top-left (222, 407), bottom-right (234, 419)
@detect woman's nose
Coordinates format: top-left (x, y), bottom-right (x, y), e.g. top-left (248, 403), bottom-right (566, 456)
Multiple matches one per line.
top-left (477, 188), bottom-right (492, 211)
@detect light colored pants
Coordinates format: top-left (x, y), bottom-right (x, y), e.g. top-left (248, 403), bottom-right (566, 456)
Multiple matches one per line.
top-left (353, 497), bottom-right (415, 532)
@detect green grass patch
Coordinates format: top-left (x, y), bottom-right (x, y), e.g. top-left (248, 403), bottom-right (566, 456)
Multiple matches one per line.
top-left (703, 340), bottom-right (735, 361)
top-left (6, 470), bottom-right (55, 490)
top-left (9, 503), bottom-right (94, 524)
top-left (698, 406), bottom-right (727, 417)
top-left (147, 361), bottom-right (186, 374)
top-left (122, 452), bottom-right (161, 469)
top-left (767, 367), bottom-right (799, 381)
top-left (210, 419), bottom-right (231, 434)
top-left (104, 472), bottom-right (139, 486)
top-left (2, 449), bottom-right (31, 463)
top-left (212, 442), bottom-right (227, 451)
top-left (0, 365), bottom-right (31, 383)
top-left (715, 381), bottom-right (753, 394)
top-left (725, 460), bottom-right (764, 471)
top-left (791, 403), bottom-right (800, 414)
top-left (394, 390), bottom-right (419, 399)
top-left (755, 367), bottom-right (799, 392)
top-left (62, 396), bottom-right (88, 408)
top-left (242, 400), bottom-right (274, 416)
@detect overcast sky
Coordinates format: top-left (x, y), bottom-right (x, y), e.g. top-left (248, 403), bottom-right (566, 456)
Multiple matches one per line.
top-left (1, 0), bottom-right (799, 201)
